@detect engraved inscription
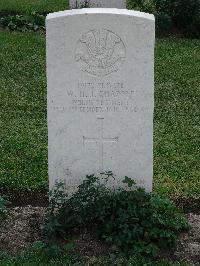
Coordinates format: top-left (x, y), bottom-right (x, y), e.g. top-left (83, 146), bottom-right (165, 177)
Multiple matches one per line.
top-left (83, 118), bottom-right (118, 172)
top-left (75, 29), bottom-right (126, 77)
top-left (51, 81), bottom-right (151, 114)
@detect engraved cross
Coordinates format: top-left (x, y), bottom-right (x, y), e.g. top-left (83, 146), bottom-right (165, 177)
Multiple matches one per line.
top-left (83, 118), bottom-right (119, 172)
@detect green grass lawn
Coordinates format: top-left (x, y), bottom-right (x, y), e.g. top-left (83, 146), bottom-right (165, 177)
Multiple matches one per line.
top-left (0, 32), bottom-right (200, 197)
top-left (0, 249), bottom-right (187, 266)
top-left (0, 0), bottom-right (68, 15)
top-left (0, 32), bottom-right (47, 190)
top-left (0, 245), bottom-right (188, 266)
top-left (154, 39), bottom-right (200, 197)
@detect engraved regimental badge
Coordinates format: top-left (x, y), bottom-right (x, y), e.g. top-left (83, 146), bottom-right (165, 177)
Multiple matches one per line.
top-left (75, 29), bottom-right (126, 77)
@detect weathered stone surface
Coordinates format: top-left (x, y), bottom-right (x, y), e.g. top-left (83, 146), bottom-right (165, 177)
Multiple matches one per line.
top-left (70, 0), bottom-right (126, 9)
top-left (46, 9), bottom-right (155, 193)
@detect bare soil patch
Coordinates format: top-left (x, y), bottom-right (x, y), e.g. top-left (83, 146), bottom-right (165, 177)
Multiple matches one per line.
top-left (0, 206), bottom-right (46, 253)
top-left (174, 213), bottom-right (200, 265)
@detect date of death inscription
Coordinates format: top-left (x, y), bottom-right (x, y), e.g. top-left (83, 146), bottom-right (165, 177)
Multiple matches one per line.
top-left (51, 82), bottom-right (148, 113)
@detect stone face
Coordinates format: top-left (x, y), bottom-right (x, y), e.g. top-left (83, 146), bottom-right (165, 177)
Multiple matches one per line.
top-left (46, 9), bottom-right (155, 193)
top-left (70, 0), bottom-right (126, 9)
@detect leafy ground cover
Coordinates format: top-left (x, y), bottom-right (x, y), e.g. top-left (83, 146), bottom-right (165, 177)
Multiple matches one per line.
top-left (0, 199), bottom-right (191, 266)
top-left (0, 0), bottom-right (68, 15)
top-left (0, 32), bottom-right (199, 198)
top-left (0, 205), bottom-right (199, 265)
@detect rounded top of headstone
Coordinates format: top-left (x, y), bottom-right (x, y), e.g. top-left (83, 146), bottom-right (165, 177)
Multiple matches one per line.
top-left (46, 8), bottom-right (155, 21)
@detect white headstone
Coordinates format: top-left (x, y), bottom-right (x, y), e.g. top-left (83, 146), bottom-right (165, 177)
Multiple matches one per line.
top-left (46, 9), bottom-right (155, 193)
top-left (70, 0), bottom-right (126, 9)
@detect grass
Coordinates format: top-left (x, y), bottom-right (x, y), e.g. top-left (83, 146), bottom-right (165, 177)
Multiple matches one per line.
top-left (0, 247), bottom-right (84, 265)
top-left (154, 39), bottom-right (200, 197)
top-left (0, 249), bottom-right (188, 266)
top-left (0, 32), bottom-right (199, 198)
top-left (0, 32), bottom-right (47, 190)
top-left (0, 0), bottom-right (68, 15)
